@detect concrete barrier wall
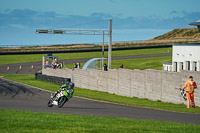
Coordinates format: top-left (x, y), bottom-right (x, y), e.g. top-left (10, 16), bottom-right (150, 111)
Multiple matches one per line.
top-left (130, 69), bottom-right (146, 99)
top-left (42, 68), bottom-right (200, 106)
top-left (42, 68), bottom-right (72, 79)
top-left (108, 69), bottom-right (118, 94)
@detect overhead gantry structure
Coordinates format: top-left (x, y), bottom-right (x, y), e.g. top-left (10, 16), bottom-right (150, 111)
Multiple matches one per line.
top-left (36, 19), bottom-right (112, 70)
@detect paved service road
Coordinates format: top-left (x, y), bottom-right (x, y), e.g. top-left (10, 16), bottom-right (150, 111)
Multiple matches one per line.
top-left (0, 53), bottom-right (171, 74)
top-left (1, 78), bottom-right (200, 124)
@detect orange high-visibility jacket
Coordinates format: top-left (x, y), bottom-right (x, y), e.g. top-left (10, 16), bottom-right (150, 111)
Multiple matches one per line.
top-left (182, 79), bottom-right (197, 93)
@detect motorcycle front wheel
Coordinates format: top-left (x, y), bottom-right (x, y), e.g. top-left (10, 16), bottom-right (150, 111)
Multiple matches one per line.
top-left (58, 97), bottom-right (67, 108)
top-left (47, 99), bottom-right (53, 107)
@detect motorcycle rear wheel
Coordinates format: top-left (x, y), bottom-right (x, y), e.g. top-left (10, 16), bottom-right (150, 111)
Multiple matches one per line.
top-left (58, 97), bottom-right (67, 108)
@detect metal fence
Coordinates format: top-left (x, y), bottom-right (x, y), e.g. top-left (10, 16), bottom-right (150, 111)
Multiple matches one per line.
top-left (35, 73), bottom-right (71, 85)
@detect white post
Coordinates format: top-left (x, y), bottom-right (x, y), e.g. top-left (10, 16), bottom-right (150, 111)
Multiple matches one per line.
top-left (42, 56), bottom-right (45, 69)
top-left (183, 61), bottom-right (187, 70)
top-left (198, 60), bottom-right (200, 71)
top-left (108, 19), bottom-right (112, 70)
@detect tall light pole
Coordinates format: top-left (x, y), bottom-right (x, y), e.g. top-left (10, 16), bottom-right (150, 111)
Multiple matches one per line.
top-left (102, 31), bottom-right (105, 70)
top-left (108, 19), bottom-right (112, 69)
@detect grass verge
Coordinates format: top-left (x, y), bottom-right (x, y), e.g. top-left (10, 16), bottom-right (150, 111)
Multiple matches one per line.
top-left (0, 47), bottom-right (172, 65)
top-left (1, 74), bottom-right (200, 114)
top-left (64, 56), bottom-right (172, 70)
top-left (1, 109), bottom-right (200, 133)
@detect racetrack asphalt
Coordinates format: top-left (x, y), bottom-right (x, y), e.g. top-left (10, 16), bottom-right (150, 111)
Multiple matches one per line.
top-left (0, 53), bottom-right (171, 74)
top-left (1, 78), bottom-right (200, 124)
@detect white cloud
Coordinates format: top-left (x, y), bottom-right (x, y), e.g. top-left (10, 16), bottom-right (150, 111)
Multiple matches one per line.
top-left (0, 9), bottom-right (200, 30)
top-left (8, 24), bottom-right (29, 29)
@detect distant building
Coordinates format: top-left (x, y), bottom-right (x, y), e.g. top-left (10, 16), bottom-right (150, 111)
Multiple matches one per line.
top-left (189, 20), bottom-right (200, 31)
top-left (163, 63), bottom-right (172, 72)
top-left (172, 44), bottom-right (200, 72)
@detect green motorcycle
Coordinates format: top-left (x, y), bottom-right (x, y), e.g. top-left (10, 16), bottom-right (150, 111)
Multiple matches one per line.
top-left (48, 82), bottom-right (74, 108)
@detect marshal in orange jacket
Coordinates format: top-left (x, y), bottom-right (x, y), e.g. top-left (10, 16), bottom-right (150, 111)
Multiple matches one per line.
top-left (182, 78), bottom-right (197, 93)
top-left (182, 77), bottom-right (197, 108)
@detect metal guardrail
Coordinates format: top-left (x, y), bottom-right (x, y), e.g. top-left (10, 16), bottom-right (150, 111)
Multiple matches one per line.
top-left (35, 73), bottom-right (71, 85)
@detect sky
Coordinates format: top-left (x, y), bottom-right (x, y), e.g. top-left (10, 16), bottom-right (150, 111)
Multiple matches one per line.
top-left (0, 0), bottom-right (200, 46)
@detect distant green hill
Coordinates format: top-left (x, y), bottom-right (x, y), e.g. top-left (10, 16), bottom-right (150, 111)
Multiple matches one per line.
top-left (152, 28), bottom-right (200, 40)
top-left (112, 28), bottom-right (200, 48)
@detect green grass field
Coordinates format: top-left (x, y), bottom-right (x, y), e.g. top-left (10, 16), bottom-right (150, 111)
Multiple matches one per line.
top-left (0, 47), bottom-right (171, 65)
top-left (64, 56), bottom-right (172, 70)
top-left (1, 109), bottom-right (200, 133)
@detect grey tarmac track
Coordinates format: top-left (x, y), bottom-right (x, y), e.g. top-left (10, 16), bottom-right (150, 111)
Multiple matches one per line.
top-left (1, 78), bottom-right (200, 124)
top-left (0, 53), bottom-right (171, 74)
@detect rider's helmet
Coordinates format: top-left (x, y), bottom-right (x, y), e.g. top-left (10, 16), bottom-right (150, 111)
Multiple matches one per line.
top-left (69, 82), bottom-right (74, 89)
